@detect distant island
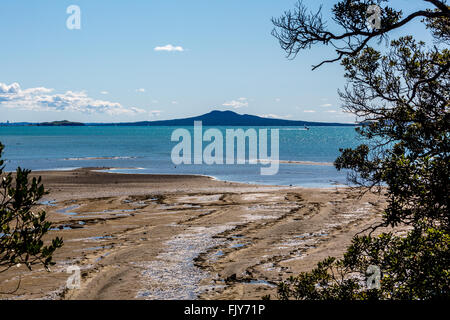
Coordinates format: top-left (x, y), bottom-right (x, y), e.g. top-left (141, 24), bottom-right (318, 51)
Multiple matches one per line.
top-left (0, 110), bottom-right (357, 127)
top-left (37, 120), bottom-right (85, 127)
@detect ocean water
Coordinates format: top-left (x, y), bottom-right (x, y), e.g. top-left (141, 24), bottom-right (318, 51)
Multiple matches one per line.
top-left (0, 126), bottom-right (363, 187)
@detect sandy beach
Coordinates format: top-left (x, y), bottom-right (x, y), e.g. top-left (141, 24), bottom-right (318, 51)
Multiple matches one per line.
top-left (0, 168), bottom-right (387, 300)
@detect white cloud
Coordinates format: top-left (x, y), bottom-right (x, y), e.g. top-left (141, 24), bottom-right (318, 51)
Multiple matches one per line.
top-left (0, 82), bottom-right (146, 116)
top-left (154, 44), bottom-right (184, 52)
top-left (100, 91), bottom-right (109, 95)
top-left (171, 101), bottom-right (178, 105)
top-left (320, 103), bottom-right (333, 107)
top-left (303, 110), bottom-right (316, 113)
top-left (260, 114), bottom-right (292, 119)
top-left (128, 107), bottom-right (147, 113)
top-left (223, 98), bottom-right (248, 109)
top-left (149, 110), bottom-right (162, 117)
top-left (326, 110), bottom-right (337, 113)
top-left (275, 98), bottom-right (281, 102)
top-left (0, 82), bottom-right (20, 94)
top-left (136, 88), bottom-right (146, 93)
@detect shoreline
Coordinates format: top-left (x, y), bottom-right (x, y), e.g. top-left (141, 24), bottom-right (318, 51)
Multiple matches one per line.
top-left (0, 168), bottom-right (386, 300)
top-left (27, 166), bottom-right (346, 189)
top-left (92, 167), bottom-right (348, 190)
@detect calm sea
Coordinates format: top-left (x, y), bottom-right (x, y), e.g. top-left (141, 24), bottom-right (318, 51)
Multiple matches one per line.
top-left (0, 126), bottom-right (363, 187)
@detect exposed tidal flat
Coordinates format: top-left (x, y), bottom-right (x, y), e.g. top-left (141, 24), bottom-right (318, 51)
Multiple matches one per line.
top-left (0, 168), bottom-right (389, 300)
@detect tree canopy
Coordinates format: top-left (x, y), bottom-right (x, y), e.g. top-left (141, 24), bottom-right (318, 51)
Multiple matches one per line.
top-left (0, 142), bottom-right (63, 293)
top-left (272, 0), bottom-right (449, 299)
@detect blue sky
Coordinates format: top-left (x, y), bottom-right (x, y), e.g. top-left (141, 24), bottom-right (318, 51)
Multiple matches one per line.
top-left (0, 0), bottom-right (434, 123)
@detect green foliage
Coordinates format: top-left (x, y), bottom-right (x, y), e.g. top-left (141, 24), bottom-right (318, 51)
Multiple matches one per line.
top-left (278, 227), bottom-right (449, 300)
top-left (272, 0), bottom-right (449, 300)
top-left (337, 35), bottom-right (449, 229)
top-left (0, 142), bottom-right (63, 275)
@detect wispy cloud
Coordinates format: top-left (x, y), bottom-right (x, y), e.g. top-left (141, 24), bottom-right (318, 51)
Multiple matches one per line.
top-left (154, 44), bottom-right (184, 52)
top-left (135, 88), bottom-right (146, 93)
top-left (320, 103), bottom-right (333, 107)
top-left (100, 91), bottom-right (109, 95)
top-left (223, 97), bottom-right (248, 109)
top-left (260, 114), bottom-right (292, 119)
top-left (0, 82), bottom-right (146, 115)
top-left (303, 110), bottom-right (316, 113)
top-left (149, 110), bottom-right (162, 117)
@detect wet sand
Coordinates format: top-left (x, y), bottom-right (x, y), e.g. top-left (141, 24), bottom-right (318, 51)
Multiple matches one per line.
top-left (0, 168), bottom-right (387, 300)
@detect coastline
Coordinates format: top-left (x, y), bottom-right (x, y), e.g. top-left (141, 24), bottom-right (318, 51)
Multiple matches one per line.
top-left (11, 163), bottom-right (344, 189)
top-left (0, 168), bottom-right (387, 300)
